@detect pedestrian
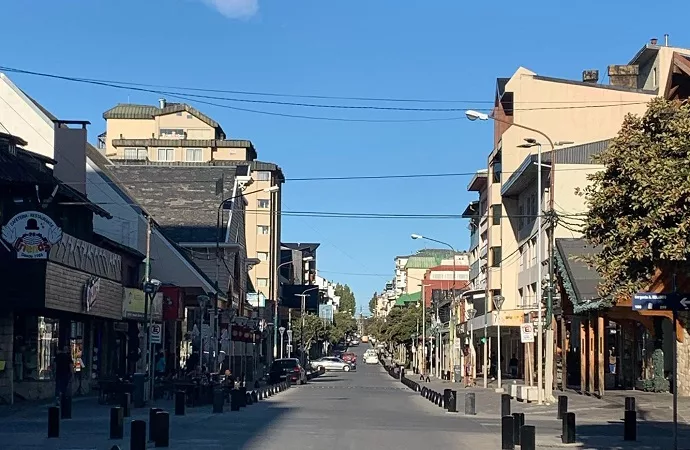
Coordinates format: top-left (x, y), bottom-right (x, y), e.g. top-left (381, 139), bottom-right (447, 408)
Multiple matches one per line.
top-left (463, 345), bottom-right (475, 387)
top-left (609, 347), bottom-right (617, 374)
top-left (509, 354), bottom-right (519, 378)
top-left (155, 350), bottom-right (166, 378)
top-left (54, 345), bottom-right (73, 405)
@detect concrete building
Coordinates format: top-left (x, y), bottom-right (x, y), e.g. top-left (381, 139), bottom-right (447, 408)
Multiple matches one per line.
top-left (100, 100), bottom-right (284, 314)
top-left (460, 38), bottom-right (690, 396)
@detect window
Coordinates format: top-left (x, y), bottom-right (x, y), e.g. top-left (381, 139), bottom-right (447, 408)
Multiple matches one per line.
top-left (491, 151), bottom-right (502, 183)
top-left (176, 112), bottom-right (182, 116)
top-left (491, 204), bottom-right (501, 226)
top-left (490, 246), bottom-right (502, 267)
top-left (187, 114), bottom-right (193, 119)
top-left (518, 203), bottom-right (525, 229)
top-left (157, 148), bottom-right (174, 161)
top-left (257, 199), bottom-right (270, 209)
top-left (256, 171), bottom-right (271, 181)
top-left (257, 225), bottom-right (269, 235)
top-left (14, 315), bottom-right (59, 382)
top-left (124, 148), bottom-right (147, 160)
top-left (257, 278), bottom-right (269, 287)
top-left (159, 128), bottom-right (184, 138)
top-left (257, 252), bottom-right (269, 261)
top-left (185, 148), bottom-right (203, 162)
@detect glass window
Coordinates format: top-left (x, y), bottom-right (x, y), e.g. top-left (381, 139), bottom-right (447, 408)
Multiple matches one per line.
top-left (157, 148), bottom-right (174, 161)
top-left (185, 148), bottom-right (203, 162)
top-left (257, 199), bottom-right (270, 209)
top-left (490, 247), bottom-right (502, 267)
top-left (257, 225), bottom-right (269, 235)
top-left (70, 321), bottom-right (84, 374)
top-left (491, 204), bottom-right (501, 226)
top-left (124, 148), bottom-right (147, 160)
top-left (257, 278), bottom-right (268, 287)
top-left (256, 171), bottom-right (270, 181)
top-left (13, 316), bottom-right (60, 382)
top-left (159, 129), bottom-right (184, 138)
top-left (257, 252), bottom-right (269, 261)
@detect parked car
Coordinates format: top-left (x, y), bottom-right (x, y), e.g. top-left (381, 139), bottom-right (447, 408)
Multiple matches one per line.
top-left (341, 352), bottom-right (357, 364)
top-left (364, 353), bottom-right (379, 364)
top-left (269, 358), bottom-right (307, 385)
top-left (311, 356), bottom-right (354, 372)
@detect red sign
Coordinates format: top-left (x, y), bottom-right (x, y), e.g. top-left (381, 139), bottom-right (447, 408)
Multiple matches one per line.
top-left (160, 286), bottom-right (182, 321)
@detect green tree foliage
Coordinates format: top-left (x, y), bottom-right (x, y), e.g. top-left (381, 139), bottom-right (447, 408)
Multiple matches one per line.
top-left (379, 306), bottom-right (431, 344)
top-left (364, 316), bottom-right (385, 339)
top-left (329, 311), bottom-right (358, 344)
top-left (335, 284), bottom-right (356, 316)
top-left (369, 292), bottom-right (377, 315)
top-left (582, 98), bottom-right (690, 299)
top-left (290, 313), bottom-right (330, 353)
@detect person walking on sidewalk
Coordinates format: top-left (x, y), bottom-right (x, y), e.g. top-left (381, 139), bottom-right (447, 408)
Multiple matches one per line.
top-left (463, 346), bottom-right (475, 387)
top-left (54, 346), bottom-right (73, 405)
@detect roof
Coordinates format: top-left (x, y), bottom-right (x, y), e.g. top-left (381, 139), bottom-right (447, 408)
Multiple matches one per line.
top-left (427, 265), bottom-right (470, 271)
top-left (107, 163), bottom-right (239, 243)
top-left (282, 243), bottom-right (320, 252)
top-left (93, 233), bottom-right (146, 260)
top-left (532, 75), bottom-right (657, 95)
top-left (501, 140), bottom-right (611, 197)
top-left (405, 256), bottom-right (443, 270)
top-left (394, 291), bottom-right (421, 306)
top-left (461, 201), bottom-right (479, 219)
top-left (467, 169), bottom-right (488, 192)
top-left (103, 103), bottom-right (223, 135)
top-left (555, 238), bottom-right (609, 313)
top-left (108, 158), bottom-right (284, 182)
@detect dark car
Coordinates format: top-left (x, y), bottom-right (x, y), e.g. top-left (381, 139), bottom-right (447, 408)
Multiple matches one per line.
top-left (269, 358), bottom-right (307, 385)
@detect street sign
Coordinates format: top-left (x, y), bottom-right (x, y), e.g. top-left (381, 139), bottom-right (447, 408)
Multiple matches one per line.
top-left (633, 292), bottom-right (690, 311)
top-left (520, 323), bottom-right (534, 343)
top-left (150, 324), bottom-right (162, 344)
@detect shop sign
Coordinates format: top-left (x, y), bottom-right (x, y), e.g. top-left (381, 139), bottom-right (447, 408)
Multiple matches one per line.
top-left (123, 288), bottom-right (162, 321)
top-left (1, 211), bottom-right (62, 259)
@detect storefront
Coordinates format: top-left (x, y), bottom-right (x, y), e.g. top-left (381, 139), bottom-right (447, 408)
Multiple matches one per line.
top-left (121, 287), bottom-right (163, 375)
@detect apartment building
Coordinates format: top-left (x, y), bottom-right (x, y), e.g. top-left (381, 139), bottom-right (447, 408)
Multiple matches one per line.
top-left (100, 99), bottom-right (284, 304)
top-left (393, 256), bottom-right (408, 296)
top-left (463, 38), bottom-right (690, 394)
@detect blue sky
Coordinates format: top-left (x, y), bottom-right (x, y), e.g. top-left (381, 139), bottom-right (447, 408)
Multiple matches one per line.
top-left (2, 0), bottom-right (688, 313)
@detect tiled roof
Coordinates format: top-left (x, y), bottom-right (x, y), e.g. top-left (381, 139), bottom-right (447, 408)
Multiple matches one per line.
top-left (103, 103), bottom-right (222, 133)
top-left (405, 255), bottom-right (443, 269)
top-left (395, 291), bottom-right (421, 306)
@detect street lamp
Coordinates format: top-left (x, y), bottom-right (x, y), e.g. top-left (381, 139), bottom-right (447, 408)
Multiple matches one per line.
top-left (411, 234), bottom-right (458, 379)
top-left (215, 185), bottom-right (279, 373)
top-left (467, 308), bottom-right (477, 381)
top-left (278, 326), bottom-right (286, 359)
top-left (466, 110), bottom-right (570, 405)
top-left (493, 295), bottom-right (505, 392)
top-left (274, 255), bottom-right (314, 360)
top-left (286, 329), bottom-right (293, 357)
top-left (296, 286), bottom-right (320, 368)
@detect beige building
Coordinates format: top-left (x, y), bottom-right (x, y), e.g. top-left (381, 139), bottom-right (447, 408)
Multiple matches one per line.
top-left (462, 39), bottom-right (690, 391)
top-left (100, 99), bottom-right (284, 304)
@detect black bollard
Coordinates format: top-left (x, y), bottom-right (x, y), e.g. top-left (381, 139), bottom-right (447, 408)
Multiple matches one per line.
top-left (121, 393), bottom-right (131, 418)
top-left (438, 392), bottom-right (444, 408)
top-left (421, 387), bottom-right (426, 397)
top-left (148, 408), bottom-right (162, 442)
top-left (246, 392), bottom-right (253, 405)
top-left (213, 389), bottom-right (224, 413)
top-left (557, 395), bottom-right (568, 420)
top-left (521, 425), bottom-right (536, 450)
top-left (48, 406), bottom-right (60, 438)
top-left (501, 415), bottom-right (515, 450)
top-left (131, 420), bottom-right (147, 450)
top-left (446, 389), bottom-right (457, 413)
top-left (624, 410), bottom-right (637, 441)
top-left (239, 387), bottom-right (247, 407)
top-left (175, 390), bottom-right (186, 416)
top-left (562, 412), bottom-right (576, 444)
top-left (230, 390), bottom-right (241, 411)
top-left (512, 412), bottom-right (524, 445)
top-left (625, 396), bottom-right (636, 412)
top-left (60, 394), bottom-right (72, 419)
top-left (252, 391), bottom-right (259, 403)
top-left (110, 407), bottom-right (124, 440)
top-left (267, 386), bottom-right (273, 397)
top-left (501, 393), bottom-right (511, 417)
top-left (465, 392), bottom-right (476, 415)
top-left (154, 411), bottom-right (169, 447)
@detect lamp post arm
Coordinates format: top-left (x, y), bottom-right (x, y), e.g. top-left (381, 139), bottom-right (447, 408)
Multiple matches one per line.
top-left (488, 114), bottom-right (555, 151)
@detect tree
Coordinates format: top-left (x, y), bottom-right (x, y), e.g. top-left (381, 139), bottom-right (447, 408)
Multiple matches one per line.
top-left (290, 313), bottom-right (330, 355)
top-left (379, 306), bottom-right (430, 344)
top-left (335, 284), bottom-right (356, 316)
top-left (329, 311), bottom-right (358, 344)
top-left (369, 292), bottom-right (378, 316)
top-left (582, 98), bottom-right (690, 299)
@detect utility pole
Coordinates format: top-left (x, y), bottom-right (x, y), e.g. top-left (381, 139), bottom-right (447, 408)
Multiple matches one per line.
top-left (143, 217), bottom-right (152, 400)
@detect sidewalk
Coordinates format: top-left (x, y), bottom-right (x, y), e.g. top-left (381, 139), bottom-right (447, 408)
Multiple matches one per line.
top-left (407, 374), bottom-right (690, 449)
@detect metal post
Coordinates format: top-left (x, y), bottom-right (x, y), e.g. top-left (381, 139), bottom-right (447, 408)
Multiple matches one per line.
top-left (300, 294), bottom-right (306, 368)
top-left (422, 288), bottom-right (426, 376)
top-left (143, 217), bottom-right (152, 400)
top-left (673, 308), bottom-right (678, 450)
top-left (484, 295), bottom-right (488, 388)
top-left (536, 143), bottom-right (544, 405)
top-left (497, 307), bottom-right (502, 391)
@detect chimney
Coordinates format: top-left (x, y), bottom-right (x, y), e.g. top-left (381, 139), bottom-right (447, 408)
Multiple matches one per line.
top-left (159, 98), bottom-right (166, 109)
top-left (53, 120), bottom-right (90, 195)
top-left (665, 34), bottom-right (669, 46)
top-left (608, 65), bottom-right (639, 89)
top-left (650, 37), bottom-right (658, 45)
top-left (582, 70), bottom-right (599, 83)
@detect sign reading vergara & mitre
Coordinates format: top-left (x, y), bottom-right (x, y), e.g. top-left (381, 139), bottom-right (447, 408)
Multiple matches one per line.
top-left (1, 211), bottom-right (63, 259)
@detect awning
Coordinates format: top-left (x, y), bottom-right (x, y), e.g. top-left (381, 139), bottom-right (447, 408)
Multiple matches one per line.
top-left (555, 238), bottom-right (610, 313)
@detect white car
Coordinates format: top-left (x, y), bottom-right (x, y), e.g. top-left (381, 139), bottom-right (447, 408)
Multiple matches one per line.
top-left (312, 357), bottom-right (354, 372)
top-left (364, 354), bottom-right (379, 364)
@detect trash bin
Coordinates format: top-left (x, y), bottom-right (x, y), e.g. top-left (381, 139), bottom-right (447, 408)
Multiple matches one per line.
top-left (454, 365), bottom-right (463, 383)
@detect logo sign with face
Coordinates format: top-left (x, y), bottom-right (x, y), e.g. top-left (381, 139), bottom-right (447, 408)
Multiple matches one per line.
top-left (1, 211), bottom-right (63, 259)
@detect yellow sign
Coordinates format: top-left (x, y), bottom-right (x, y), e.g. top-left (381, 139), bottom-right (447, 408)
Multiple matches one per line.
top-left (123, 288), bottom-right (162, 321)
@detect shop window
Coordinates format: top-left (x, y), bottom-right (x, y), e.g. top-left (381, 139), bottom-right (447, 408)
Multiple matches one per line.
top-left (70, 321), bottom-right (85, 374)
top-left (14, 316), bottom-right (60, 382)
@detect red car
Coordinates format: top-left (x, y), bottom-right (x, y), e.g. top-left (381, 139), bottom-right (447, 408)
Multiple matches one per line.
top-left (342, 352), bottom-right (357, 364)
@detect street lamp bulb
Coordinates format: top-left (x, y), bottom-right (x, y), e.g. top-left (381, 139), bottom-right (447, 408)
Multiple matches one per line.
top-left (554, 140), bottom-right (575, 146)
top-left (410, 233), bottom-right (423, 240)
top-left (263, 186), bottom-right (279, 193)
top-left (465, 110), bottom-right (489, 121)
top-left (302, 256), bottom-right (314, 261)
top-left (524, 137), bottom-right (538, 144)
